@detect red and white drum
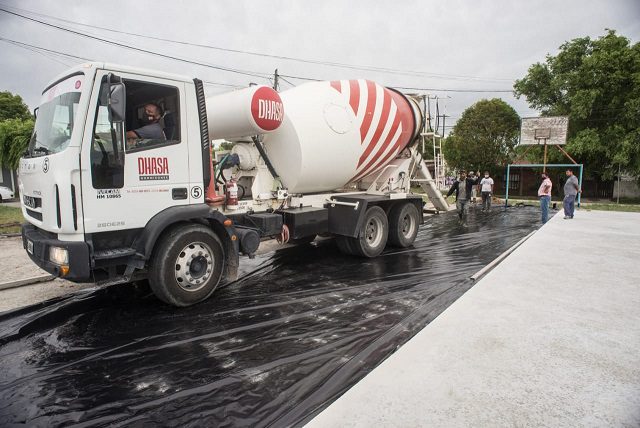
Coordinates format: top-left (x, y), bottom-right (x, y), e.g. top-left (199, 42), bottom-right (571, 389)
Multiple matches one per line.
top-left (263, 80), bottom-right (422, 193)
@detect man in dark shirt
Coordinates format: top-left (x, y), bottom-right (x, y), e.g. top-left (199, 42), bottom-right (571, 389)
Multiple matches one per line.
top-left (446, 170), bottom-right (480, 226)
top-left (126, 103), bottom-right (166, 148)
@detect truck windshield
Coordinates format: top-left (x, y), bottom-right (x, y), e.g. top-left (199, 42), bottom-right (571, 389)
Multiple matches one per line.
top-left (28, 75), bottom-right (84, 157)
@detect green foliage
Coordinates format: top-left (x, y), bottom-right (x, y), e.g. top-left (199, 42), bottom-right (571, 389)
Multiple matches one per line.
top-left (0, 91), bottom-right (32, 121)
top-left (514, 30), bottom-right (640, 180)
top-left (218, 141), bottom-right (235, 151)
top-left (0, 118), bottom-right (34, 168)
top-left (442, 98), bottom-right (520, 175)
top-left (0, 91), bottom-right (34, 168)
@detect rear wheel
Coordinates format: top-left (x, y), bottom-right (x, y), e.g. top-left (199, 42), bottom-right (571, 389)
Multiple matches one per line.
top-left (388, 202), bottom-right (420, 247)
top-left (336, 206), bottom-right (388, 258)
top-left (149, 224), bottom-right (225, 307)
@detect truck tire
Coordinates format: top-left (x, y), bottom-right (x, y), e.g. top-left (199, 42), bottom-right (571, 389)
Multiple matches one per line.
top-left (149, 224), bottom-right (225, 307)
top-left (337, 206), bottom-right (388, 258)
top-left (387, 202), bottom-right (420, 247)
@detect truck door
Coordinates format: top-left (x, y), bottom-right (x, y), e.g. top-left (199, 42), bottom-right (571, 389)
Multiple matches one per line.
top-left (81, 71), bottom-right (191, 235)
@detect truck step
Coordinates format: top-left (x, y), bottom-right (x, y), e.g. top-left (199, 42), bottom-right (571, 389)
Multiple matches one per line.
top-left (93, 248), bottom-right (137, 260)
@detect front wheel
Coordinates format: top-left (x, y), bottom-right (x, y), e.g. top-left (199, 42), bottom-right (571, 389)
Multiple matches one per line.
top-left (149, 224), bottom-right (225, 307)
top-left (387, 202), bottom-right (420, 247)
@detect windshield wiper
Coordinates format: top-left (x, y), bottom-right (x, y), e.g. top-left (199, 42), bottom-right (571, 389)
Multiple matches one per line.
top-left (33, 147), bottom-right (50, 155)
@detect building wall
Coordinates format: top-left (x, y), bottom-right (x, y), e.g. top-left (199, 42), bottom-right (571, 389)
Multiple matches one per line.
top-left (613, 179), bottom-right (640, 199)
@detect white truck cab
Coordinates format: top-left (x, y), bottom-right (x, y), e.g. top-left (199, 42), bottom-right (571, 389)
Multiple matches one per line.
top-left (20, 63), bottom-right (239, 305)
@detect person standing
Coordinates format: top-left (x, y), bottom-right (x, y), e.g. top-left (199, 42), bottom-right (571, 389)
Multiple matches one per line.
top-left (446, 170), bottom-right (480, 226)
top-left (537, 171), bottom-right (553, 224)
top-left (480, 171), bottom-right (494, 212)
top-left (563, 169), bottom-right (581, 219)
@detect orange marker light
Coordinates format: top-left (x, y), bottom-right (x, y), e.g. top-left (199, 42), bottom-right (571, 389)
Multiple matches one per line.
top-left (60, 266), bottom-right (70, 276)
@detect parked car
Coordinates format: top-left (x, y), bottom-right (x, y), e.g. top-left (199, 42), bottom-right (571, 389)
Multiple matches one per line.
top-left (0, 186), bottom-right (15, 202)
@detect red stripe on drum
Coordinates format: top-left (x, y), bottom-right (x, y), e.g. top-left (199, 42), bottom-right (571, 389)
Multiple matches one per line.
top-left (330, 80), bottom-right (342, 93)
top-left (348, 80), bottom-right (361, 117)
top-left (359, 80), bottom-right (377, 143)
top-left (358, 88), bottom-right (417, 180)
top-left (360, 125), bottom-right (406, 181)
top-left (357, 90), bottom-right (392, 167)
top-left (351, 113), bottom-right (401, 182)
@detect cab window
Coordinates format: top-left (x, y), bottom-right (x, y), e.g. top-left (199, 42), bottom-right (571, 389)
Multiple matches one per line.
top-left (124, 80), bottom-right (181, 153)
top-left (90, 81), bottom-right (125, 189)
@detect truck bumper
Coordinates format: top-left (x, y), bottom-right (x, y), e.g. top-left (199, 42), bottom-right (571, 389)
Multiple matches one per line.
top-left (22, 224), bottom-right (91, 281)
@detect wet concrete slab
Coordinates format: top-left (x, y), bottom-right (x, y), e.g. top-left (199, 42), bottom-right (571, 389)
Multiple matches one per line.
top-left (307, 210), bottom-right (640, 427)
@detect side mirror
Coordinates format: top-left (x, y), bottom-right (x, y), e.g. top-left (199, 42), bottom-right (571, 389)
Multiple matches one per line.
top-left (108, 83), bottom-right (126, 123)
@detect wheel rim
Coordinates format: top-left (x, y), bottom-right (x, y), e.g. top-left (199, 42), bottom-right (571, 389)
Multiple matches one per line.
top-left (365, 216), bottom-right (384, 248)
top-left (174, 241), bottom-right (214, 292)
top-left (401, 210), bottom-right (417, 239)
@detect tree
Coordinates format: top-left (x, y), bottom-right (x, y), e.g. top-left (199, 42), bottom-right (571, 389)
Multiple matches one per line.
top-left (442, 98), bottom-right (520, 175)
top-left (514, 30), bottom-right (640, 181)
top-left (0, 91), bottom-right (31, 121)
top-left (0, 91), bottom-right (34, 168)
top-left (0, 118), bottom-right (34, 168)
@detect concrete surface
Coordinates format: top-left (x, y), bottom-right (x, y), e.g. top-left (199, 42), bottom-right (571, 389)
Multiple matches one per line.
top-left (307, 210), bottom-right (640, 427)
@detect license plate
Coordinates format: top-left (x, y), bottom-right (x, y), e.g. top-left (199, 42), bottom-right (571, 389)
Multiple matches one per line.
top-left (27, 240), bottom-right (34, 255)
top-left (23, 196), bottom-right (36, 209)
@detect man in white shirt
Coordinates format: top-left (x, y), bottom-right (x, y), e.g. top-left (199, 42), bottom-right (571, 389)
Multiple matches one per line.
top-left (480, 171), bottom-right (494, 212)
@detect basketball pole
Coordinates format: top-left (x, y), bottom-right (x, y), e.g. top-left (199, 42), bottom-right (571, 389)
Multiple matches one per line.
top-left (543, 139), bottom-right (548, 173)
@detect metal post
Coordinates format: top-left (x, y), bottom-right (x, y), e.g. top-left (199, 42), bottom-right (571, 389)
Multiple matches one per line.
top-left (543, 140), bottom-right (548, 173)
top-left (505, 164), bottom-right (511, 207)
top-left (617, 163), bottom-right (621, 204)
top-left (577, 164), bottom-right (583, 208)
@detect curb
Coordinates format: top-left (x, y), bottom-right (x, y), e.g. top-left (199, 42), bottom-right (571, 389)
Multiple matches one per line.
top-left (0, 275), bottom-right (56, 291)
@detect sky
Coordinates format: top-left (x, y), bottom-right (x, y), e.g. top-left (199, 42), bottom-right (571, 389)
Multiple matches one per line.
top-left (0, 0), bottom-right (639, 134)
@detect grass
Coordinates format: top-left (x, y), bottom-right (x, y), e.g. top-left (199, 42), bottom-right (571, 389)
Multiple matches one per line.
top-left (0, 205), bottom-right (24, 234)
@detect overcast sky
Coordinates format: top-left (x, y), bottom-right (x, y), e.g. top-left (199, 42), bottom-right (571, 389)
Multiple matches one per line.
top-left (1, 0), bottom-right (638, 132)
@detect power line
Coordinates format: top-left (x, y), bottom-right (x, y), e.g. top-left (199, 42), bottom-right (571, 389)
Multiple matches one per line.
top-left (280, 74), bottom-right (515, 93)
top-left (0, 36), bottom-right (244, 90)
top-left (0, 7), bottom-right (272, 81)
top-left (0, 3), bottom-right (515, 83)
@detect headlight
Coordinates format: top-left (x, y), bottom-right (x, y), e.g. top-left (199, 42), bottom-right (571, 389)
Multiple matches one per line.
top-left (49, 246), bottom-right (69, 265)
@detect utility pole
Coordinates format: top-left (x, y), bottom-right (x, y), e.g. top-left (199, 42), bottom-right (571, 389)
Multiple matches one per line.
top-left (273, 69), bottom-right (279, 91)
top-left (441, 114), bottom-right (447, 137)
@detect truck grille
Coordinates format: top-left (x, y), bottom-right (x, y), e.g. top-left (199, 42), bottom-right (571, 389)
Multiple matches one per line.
top-left (26, 209), bottom-right (43, 221)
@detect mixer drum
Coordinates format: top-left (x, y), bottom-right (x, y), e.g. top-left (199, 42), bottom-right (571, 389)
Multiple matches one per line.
top-left (263, 80), bottom-right (422, 193)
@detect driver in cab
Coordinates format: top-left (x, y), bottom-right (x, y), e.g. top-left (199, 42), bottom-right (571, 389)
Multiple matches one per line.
top-left (126, 103), bottom-right (166, 149)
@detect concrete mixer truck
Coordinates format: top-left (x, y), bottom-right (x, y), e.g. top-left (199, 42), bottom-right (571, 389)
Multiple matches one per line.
top-left (19, 62), bottom-right (448, 306)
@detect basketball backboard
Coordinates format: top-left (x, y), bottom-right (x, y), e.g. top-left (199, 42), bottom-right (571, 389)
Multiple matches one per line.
top-left (520, 116), bottom-right (569, 145)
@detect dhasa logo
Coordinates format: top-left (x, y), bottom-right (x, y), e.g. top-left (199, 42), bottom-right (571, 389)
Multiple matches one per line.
top-left (138, 157), bottom-right (169, 181)
top-left (257, 99), bottom-right (283, 122)
top-left (251, 87), bottom-right (284, 131)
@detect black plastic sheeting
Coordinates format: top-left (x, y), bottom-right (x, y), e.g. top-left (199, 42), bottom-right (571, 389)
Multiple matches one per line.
top-left (0, 206), bottom-right (543, 427)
